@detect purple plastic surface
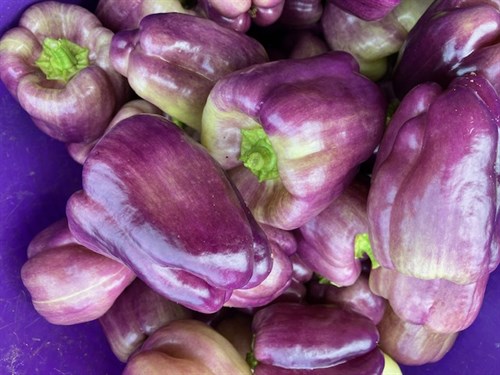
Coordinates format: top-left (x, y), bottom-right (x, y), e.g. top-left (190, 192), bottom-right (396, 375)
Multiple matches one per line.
top-left (0, 1), bottom-right (499, 374)
top-left (0, 0), bottom-right (124, 373)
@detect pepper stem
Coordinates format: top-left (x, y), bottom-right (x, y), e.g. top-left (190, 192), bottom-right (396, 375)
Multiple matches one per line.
top-left (35, 38), bottom-right (90, 82)
top-left (354, 233), bottom-right (380, 269)
top-left (239, 127), bottom-right (279, 182)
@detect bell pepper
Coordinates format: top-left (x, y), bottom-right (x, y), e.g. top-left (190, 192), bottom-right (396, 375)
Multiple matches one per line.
top-left (377, 305), bottom-right (458, 366)
top-left (0, 1), bottom-right (129, 143)
top-left (321, 0), bottom-right (434, 80)
top-left (251, 302), bottom-right (380, 369)
top-left (369, 267), bottom-right (489, 333)
top-left (21, 219), bottom-right (135, 325)
top-left (109, 12), bottom-right (268, 131)
top-left (201, 52), bottom-right (386, 230)
top-left (367, 75), bottom-right (500, 284)
top-left (392, 0), bottom-right (500, 97)
top-left (253, 349), bottom-right (385, 375)
top-left (295, 178), bottom-right (371, 287)
top-left (123, 319), bottom-right (252, 375)
top-left (95, 0), bottom-right (196, 32)
top-left (99, 279), bottom-right (193, 362)
top-left (66, 113), bottom-right (273, 313)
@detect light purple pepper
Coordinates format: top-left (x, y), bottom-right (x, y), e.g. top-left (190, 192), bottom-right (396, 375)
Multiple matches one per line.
top-left (21, 220), bottom-right (135, 325)
top-left (110, 12), bottom-right (268, 131)
top-left (368, 75), bottom-right (500, 284)
top-left (202, 52), bottom-right (386, 230)
top-left (0, 1), bottom-right (129, 143)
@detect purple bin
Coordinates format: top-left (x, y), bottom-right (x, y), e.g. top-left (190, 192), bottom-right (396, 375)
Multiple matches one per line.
top-left (0, 1), bottom-right (499, 374)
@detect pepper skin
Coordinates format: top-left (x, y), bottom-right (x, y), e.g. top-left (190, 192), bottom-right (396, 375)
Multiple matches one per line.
top-left (21, 219), bottom-right (135, 325)
top-left (392, 0), bottom-right (500, 97)
top-left (109, 12), bottom-right (268, 131)
top-left (367, 76), bottom-right (500, 284)
top-left (66, 114), bottom-right (272, 313)
top-left (123, 319), bottom-right (252, 375)
top-left (202, 52), bottom-right (386, 230)
top-left (252, 302), bottom-right (380, 369)
top-left (0, 1), bottom-right (129, 143)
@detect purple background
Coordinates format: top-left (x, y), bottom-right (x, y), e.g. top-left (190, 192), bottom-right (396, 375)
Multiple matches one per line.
top-left (0, 1), bottom-right (499, 374)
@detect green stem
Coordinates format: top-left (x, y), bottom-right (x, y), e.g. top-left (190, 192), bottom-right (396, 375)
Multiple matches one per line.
top-left (239, 127), bottom-right (279, 182)
top-left (354, 233), bottom-right (380, 269)
top-left (35, 38), bottom-right (90, 83)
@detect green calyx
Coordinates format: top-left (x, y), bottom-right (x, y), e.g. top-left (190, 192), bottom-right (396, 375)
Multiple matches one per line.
top-left (354, 233), bottom-right (380, 269)
top-left (36, 38), bottom-right (90, 82)
top-left (239, 127), bottom-right (279, 182)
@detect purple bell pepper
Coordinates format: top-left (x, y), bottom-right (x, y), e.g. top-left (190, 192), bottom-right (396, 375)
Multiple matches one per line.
top-left (110, 12), bottom-right (268, 131)
top-left (252, 302), bottom-right (380, 369)
top-left (392, 0), bottom-right (500, 97)
top-left (329, 0), bottom-right (401, 21)
top-left (296, 179), bottom-right (371, 287)
top-left (321, 0), bottom-right (434, 80)
top-left (21, 219), bottom-right (135, 325)
top-left (123, 319), bottom-right (252, 375)
top-left (0, 1), bottom-right (129, 143)
top-left (95, 0), bottom-right (196, 32)
top-left (201, 52), bottom-right (386, 230)
top-left (254, 348), bottom-right (385, 375)
top-left (368, 75), bottom-right (500, 284)
top-left (378, 305), bottom-right (459, 366)
top-left (369, 267), bottom-right (489, 333)
top-left (66, 114), bottom-right (273, 313)
top-left (99, 279), bottom-right (193, 362)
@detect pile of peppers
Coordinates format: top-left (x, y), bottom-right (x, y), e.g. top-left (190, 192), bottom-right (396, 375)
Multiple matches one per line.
top-left (1, 0), bottom-right (499, 373)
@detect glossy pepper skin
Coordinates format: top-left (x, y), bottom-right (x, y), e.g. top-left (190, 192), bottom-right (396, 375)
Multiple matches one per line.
top-left (99, 279), bottom-right (193, 362)
top-left (123, 319), bottom-right (252, 375)
top-left (202, 52), bottom-right (386, 231)
top-left (252, 302), bottom-right (380, 369)
top-left (66, 114), bottom-right (272, 313)
top-left (295, 179), bottom-right (370, 287)
top-left (21, 219), bottom-right (135, 325)
top-left (95, 0), bottom-right (195, 32)
top-left (321, 0), bottom-right (434, 80)
top-left (110, 12), bottom-right (268, 131)
top-left (367, 75), bottom-right (500, 285)
top-left (392, 0), bottom-right (500, 97)
top-left (0, 1), bottom-right (128, 143)
top-left (254, 349), bottom-right (385, 375)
